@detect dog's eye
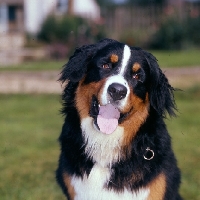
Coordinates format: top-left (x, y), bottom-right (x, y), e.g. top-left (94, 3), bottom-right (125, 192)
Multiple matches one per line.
top-left (102, 63), bottom-right (111, 69)
top-left (133, 73), bottom-right (140, 80)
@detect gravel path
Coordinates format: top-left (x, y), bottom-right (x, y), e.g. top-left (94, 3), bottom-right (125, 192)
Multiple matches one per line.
top-left (163, 67), bottom-right (200, 88)
top-left (0, 71), bottom-right (62, 94)
top-left (0, 67), bottom-right (199, 94)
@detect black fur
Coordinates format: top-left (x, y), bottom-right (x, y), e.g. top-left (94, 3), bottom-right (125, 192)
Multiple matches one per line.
top-left (56, 39), bottom-right (182, 200)
top-left (59, 38), bottom-right (117, 83)
top-left (142, 50), bottom-right (177, 117)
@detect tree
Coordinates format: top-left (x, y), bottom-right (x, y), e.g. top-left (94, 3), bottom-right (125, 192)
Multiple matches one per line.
top-left (96, 0), bottom-right (122, 7)
top-left (67, 0), bottom-right (74, 15)
top-left (127, 0), bottom-right (166, 6)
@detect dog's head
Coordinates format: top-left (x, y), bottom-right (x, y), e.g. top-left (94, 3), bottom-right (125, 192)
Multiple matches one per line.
top-left (60, 39), bottom-right (176, 147)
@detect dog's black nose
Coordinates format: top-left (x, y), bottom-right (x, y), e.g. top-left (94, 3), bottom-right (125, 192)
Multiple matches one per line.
top-left (108, 83), bottom-right (127, 101)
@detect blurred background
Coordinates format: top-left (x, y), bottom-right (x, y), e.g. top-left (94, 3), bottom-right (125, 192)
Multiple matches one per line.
top-left (0, 0), bottom-right (200, 199)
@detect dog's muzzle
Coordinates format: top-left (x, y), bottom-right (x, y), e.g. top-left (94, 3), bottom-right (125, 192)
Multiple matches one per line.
top-left (108, 83), bottom-right (127, 102)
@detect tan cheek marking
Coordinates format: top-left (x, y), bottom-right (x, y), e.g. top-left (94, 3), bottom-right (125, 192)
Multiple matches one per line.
top-left (121, 93), bottom-right (149, 148)
top-left (110, 54), bottom-right (119, 63)
top-left (147, 173), bottom-right (166, 200)
top-left (132, 62), bottom-right (141, 72)
top-left (63, 173), bottom-right (76, 200)
top-left (75, 79), bottom-right (105, 119)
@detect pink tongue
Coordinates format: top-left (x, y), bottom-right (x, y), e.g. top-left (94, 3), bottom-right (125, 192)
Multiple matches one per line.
top-left (97, 104), bottom-right (120, 134)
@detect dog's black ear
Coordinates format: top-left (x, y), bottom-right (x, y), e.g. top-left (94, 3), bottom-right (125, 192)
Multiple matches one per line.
top-left (59, 44), bottom-right (97, 83)
top-left (59, 38), bottom-right (117, 83)
top-left (142, 50), bottom-right (177, 117)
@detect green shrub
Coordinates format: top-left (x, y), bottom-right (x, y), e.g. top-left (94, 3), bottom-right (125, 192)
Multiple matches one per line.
top-left (119, 28), bottom-right (153, 48)
top-left (38, 15), bottom-right (105, 59)
top-left (148, 16), bottom-right (200, 50)
top-left (149, 17), bottom-right (184, 50)
top-left (184, 16), bottom-right (200, 45)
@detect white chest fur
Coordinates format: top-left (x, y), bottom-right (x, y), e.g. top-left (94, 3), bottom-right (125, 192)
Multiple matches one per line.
top-left (71, 164), bottom-right (149, 200)
top-left (78, 117), bottom-right (149, 199)
top-left (81, 117), bottom-right (124, 167)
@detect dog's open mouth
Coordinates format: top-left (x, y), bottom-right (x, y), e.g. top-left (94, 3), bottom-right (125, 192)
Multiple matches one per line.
top-left (89, 95), bottom-right (130, 134)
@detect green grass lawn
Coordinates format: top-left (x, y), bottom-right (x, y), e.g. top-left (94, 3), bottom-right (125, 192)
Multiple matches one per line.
top-left (0, 49), bottom-right (200, 71)
top-left (151, 49), bottom-right (200, 68)
top-left (0, 89), bottom-right (200, 199)
top-left (167, 87), bottom-right (200, 200)
top-left (0, 94), bottom-right (65, 200)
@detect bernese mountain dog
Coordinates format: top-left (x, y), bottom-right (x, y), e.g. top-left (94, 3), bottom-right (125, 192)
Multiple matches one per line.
top-left (56, 38), bottom-right (182, 200)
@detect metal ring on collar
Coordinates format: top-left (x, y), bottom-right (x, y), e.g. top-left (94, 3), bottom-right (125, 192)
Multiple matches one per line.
top-left (143, 147), bottom-right (154, 160)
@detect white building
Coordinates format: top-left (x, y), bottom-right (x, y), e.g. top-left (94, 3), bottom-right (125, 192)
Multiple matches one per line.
top-left (73, 0), bottom-right (100, 21)
top-left (0, 0), bottom-right (100, 35)
top-left (0, 0), bottom-right (100, 65)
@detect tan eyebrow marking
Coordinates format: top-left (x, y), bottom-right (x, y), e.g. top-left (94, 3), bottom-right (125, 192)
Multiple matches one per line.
top-left (132, 62), bottom-right (141, 72)
top-left (110, 54), bottom-right (119, 63)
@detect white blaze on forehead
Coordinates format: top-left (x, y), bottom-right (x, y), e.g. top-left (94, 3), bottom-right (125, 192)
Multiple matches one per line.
top-left (119, 45), bottom-right (131, 75)
top-left (100, 45), bottom-right (131, 106)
